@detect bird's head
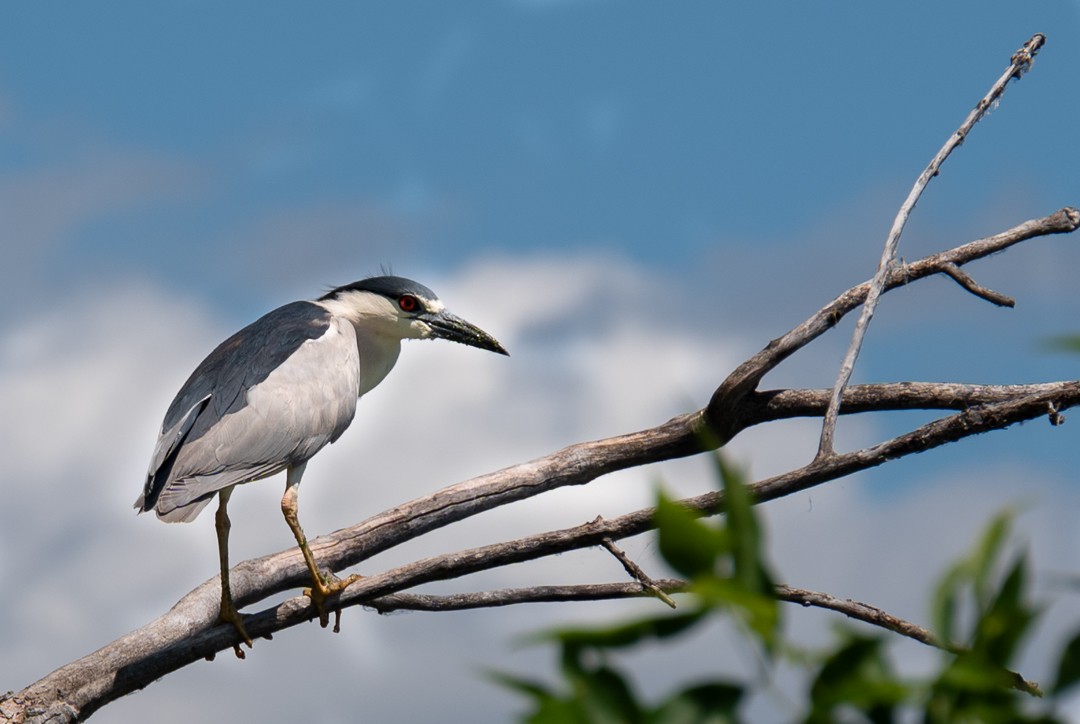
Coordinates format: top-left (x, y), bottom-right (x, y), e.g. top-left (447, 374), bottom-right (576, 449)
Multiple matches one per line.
top-left (318, 275), bottom-right (509, 355)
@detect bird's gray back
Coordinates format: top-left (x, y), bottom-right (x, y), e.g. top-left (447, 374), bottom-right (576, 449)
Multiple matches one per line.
top-left (162, 301), bottom-right (332, 440)
top-left (140, 301), bottom-right (361, 520)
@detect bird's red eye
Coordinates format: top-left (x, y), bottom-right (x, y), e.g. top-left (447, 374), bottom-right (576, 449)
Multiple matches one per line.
top-left (398, 294), bottom-right (419, 313)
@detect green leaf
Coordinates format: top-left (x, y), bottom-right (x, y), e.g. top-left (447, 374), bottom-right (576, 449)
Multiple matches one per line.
top-left (526, 697), bottom-right (590, 724)
top-left (486, 670), bottom-right (585, 724)
top-left (691, 576), bottom-right (779, 651)
top-left (806, 633), bottom-right (907, 723)
top-left (931, 563), bottom-right (965, 645)
top-left (575, 664), bottom-right (644, 724)
top-left (933, 651), bottom-right (1018, 697)
top-left (1042, 334), bottom-right (1080, 354)
top-left (655, 489), bottom-right (729, 579)
top-left (711, 452), bottom-right (780, 649)
top-left (548, 611), bottom-right (708, 651)
top-left (931, 510), bottom-right (1016, 643)
top-left (649, 682), bottom-right (743, 724)
top-left (971, 555), bottom-right (1037, 666)
top-left (486, 669), bottom-right (558, 701)
top-left (712, 453), bottom-right (769, 594)
top-left (1052, 629), bottom-right (1080, 696)
top-left (972, 512), bottom-right (1014, 608)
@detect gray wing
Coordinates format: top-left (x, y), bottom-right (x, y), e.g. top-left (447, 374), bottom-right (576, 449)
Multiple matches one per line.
top-left (137, 301), bottom-right (360, 522)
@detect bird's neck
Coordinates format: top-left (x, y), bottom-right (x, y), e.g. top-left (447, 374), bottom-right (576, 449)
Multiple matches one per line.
top-left (353, 327), bottom-right (402, 397)
top-left (318, 296), bottom-right (406, 398)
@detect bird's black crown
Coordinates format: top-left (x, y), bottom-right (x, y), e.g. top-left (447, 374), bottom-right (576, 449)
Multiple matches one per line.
top-left (320, 276), bottom-right (438, 303)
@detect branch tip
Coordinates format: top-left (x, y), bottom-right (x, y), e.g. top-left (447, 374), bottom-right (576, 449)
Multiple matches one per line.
top-left (1011, 34), bottom-right (1046, 79)
top-left (600, 537), bottom-right (678, 609)
top-left (1064, 207), bottom-right (1080, 228)
top-left (815, 31), bottom-right (1053, 458)
top-left (938, 262), bottom-right (1015, 307)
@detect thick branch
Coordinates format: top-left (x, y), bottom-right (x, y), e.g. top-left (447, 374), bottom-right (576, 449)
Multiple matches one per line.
top-left (365, 580), bottom-right (690, 613)
top-left (4, 208), bottom-right (1077, 722)
top-left (747, 381), bottom-right (1073, 420)
top-left (17, 378), bottom-right (1071, 723)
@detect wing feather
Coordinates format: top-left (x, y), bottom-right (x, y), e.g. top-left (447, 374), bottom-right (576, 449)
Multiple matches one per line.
top-left (138, 303), bottom-right (360, 522)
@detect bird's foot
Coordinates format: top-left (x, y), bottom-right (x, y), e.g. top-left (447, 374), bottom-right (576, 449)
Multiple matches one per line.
top-left (218, 598), bottom-right (254, 659)
top-left (304, 571), bottom-right (361, 631)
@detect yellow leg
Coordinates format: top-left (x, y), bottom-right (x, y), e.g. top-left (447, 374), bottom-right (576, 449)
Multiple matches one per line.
top-left (282, 463), bottom-right (359, 629)
top-left (216, 487), bottom-right (253, 656)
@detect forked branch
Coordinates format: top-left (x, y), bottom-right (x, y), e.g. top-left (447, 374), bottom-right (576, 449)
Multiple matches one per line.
top-left (2, 34), bottom-right (1076, 724)
top-left (5, 206), bottom-right (1075, 723)
top-left (817, 33), bottom-right (1047, 457)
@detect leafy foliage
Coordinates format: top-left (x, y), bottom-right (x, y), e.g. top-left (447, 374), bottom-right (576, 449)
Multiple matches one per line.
top-left (1042, 335), bottom-right (1080, 354)
top-left (494, 455), bottom-right (1080, 722)
top-left (805, 632), bottom-right (908, 723)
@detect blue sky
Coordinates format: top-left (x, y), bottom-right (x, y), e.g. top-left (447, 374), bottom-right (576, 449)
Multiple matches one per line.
top-left (4, 2), bottom-right (1077, 314)
top-left (2, 2), bottom-right (1079, 721)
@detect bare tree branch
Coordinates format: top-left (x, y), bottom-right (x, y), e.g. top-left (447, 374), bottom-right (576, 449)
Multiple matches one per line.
top-left (352, 580), bottom-right (1044, 695)
top-left (4, 205), bottom-right (1077, 723)
top-left (2, 35), bottom-right (1076, 723)
top-left (817, 33), bottom-right (1046, 458)
top-left (773, 585), bottom-right (1041, 696)
top-left (600, 534), bottom-right (677, 608)
top-left (8, 373), bottom-right (1077, 721)
top-left (365, 581), bottom-right (690, 613)
top-left (704, 207), bottom-right (1079, 442)
top-left (938, 262), bottom-right (1015, 307)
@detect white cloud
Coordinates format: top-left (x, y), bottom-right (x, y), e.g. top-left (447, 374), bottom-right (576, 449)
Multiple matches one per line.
top-left (1, 258), bottom-right (1076, 722)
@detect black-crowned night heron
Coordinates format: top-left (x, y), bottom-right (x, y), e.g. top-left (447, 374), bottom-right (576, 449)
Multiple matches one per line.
top-left (135, 276), bottom-right (507, 650)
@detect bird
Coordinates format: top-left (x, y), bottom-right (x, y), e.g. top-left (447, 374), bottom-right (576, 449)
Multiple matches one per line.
top-left (135, 275), bottom-right (508, 650)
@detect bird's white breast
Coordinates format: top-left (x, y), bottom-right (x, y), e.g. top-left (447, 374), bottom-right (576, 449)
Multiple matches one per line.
top-left (239, 316), bottom-right (361, 455)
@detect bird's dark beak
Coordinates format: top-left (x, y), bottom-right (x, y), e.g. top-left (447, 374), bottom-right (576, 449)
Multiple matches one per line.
top-left (424, 311), bottom-right (509, 356)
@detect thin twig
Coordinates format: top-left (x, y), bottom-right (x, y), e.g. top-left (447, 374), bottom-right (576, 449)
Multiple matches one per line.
top-left (364, 580), bottom-right (1041, 696)
top-left (778, 584), bottom-right (947, 648)
top-left (816, 34), bottom-right (1047, 458)
top-left (705, 207), bottom-right (1078, 440)
top-left (344, 579), bottom-right (1044, 695)
top-left (938, 262), bottom-right (1015, 307)
top-left (775, 584), bottom-right (1041, 695)
top-left (365, 581), bottom-right (946, 652)
top-left (600, 534), bottom-right (678, 608)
